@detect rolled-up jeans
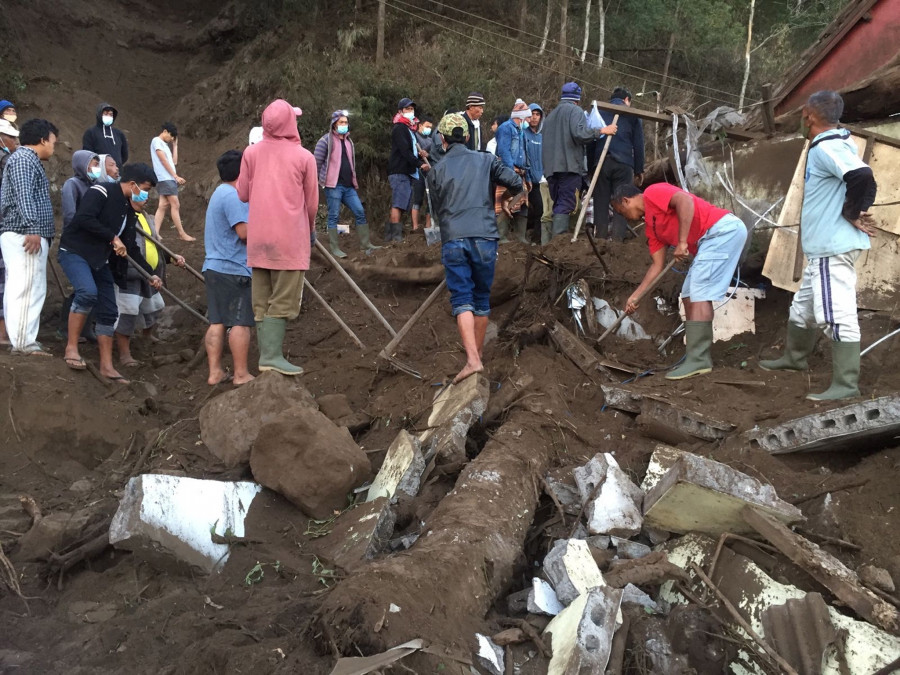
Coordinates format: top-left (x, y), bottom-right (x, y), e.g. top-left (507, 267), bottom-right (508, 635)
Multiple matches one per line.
top-left (58, 249), bottom-right (118, 337)
top-left (441, 237), bottom-right (498, 317)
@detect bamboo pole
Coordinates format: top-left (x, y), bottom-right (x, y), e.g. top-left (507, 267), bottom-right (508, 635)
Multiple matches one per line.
top-left (135, 228), bottom-right (205, 283)
top-left (303, 279), bottom-right (366, 351)
top-left (125, 255), bottom-right (209, 325)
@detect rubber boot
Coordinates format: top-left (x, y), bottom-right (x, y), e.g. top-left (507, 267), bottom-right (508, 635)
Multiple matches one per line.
top-left (383, 221), bottom-right (395, 244)
top-left (759, 323), bottom-right (817, 371)
top-left (807, 341), bottom-right (860, 401)
top-left (666, 320), bottom-right (713, 380)
top-left (327, 228), bottom-right (347, 259)
top-left (551, 213), bottom-right (569, 239)
top-left (257, 317), bottom-right (303, 376)
top-left (357, 224), bottom-right (381, 252)
top-left (497, 214), bottom-right (511, 244)
top-left (540, 220), bottom-right (552, 245)
top-left (513, 215), bottom-right (530, 244)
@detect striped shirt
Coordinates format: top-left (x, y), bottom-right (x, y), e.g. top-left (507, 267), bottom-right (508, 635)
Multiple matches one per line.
top-left (0, 147), bottom-right (54, 238)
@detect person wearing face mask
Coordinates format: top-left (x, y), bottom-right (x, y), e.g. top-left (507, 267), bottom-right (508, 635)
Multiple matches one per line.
top-left (0, 118), bottom-right (58, 355)
top-left (99, 154), bottom-right (120, 183)
top-left (59, 163), bottom-right (161, 382)
top-left (313, 110), bottom-right (379, 257)
top-left (411, 116), bottom-right (435, 231)
top-left (152, 122), bottom-right (193, 242)
top-left (759, 90), bottom-right (877, 401)
top-left (82, 103), bottom-right (129, 167)
top-left (494, 99), bottom-right (532, 244)
top-left (0, 101), bottom-right (18, 128)
top-left (0, 118), bottom-right (19, 346)
top-left (386, 97), bottom-right (430, 243)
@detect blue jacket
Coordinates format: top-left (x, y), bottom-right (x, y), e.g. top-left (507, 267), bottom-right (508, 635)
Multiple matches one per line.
top-left (495, 118), bottom-right (527, 172)
top-left (607, 97), bottom-right (645, 175)
top-left (523, 103), bottom-right (544, 183)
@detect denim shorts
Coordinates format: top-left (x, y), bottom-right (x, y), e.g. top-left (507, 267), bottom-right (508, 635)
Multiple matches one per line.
top-left (682, 214), bottom-right (748, 302)
top-left (441, 237), bottom-right (498, 317)
top-left (389, 174), bottom-right (413, 211)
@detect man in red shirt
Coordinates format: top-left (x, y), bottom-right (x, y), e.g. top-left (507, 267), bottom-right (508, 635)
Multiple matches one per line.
top-left (611, 183), bottom-right (747, 379)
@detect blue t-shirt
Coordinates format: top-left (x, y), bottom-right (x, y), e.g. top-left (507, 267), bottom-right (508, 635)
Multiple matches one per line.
top-left (409, 129), bottom-right (419, 180)
top-left (802, 129), bottom-right (871, 258)
top-left (202, 183), bottom-right (251, 277)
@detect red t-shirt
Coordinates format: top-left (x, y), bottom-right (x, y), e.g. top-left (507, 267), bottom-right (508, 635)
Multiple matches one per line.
top-left (643, 183), bottom-right (731, 255)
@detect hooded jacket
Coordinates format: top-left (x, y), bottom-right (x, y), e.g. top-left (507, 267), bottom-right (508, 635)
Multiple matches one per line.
top-left (82, 103), bottom-right (129, 166)
top-left (61, 150), bottom-right (99, 228)
top-left (314, 124), bottom-right (359, 189)
top-left (236, 99), bottom-right (319, 271)
top-left (524, 103), bottom-right (544, 184)
top-left (606, 97), bottom-right (645, 175)
top-left (541, 99), bottom-right (599, 176)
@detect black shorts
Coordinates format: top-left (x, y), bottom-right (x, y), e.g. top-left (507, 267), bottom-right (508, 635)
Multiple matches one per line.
top-left (204, 269), bottom-right (254, 327)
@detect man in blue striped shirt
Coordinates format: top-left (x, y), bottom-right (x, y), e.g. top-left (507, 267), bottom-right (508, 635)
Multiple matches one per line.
top-left (0, 118), bottom-right (58, 354)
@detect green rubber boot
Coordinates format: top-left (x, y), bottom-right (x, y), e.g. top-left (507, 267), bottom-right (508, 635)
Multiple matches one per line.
top-left (807, 341), bottom-right (860, 401)
top-left (760, 322), bottom-right (818, 371)
top-left (666, 320), bottom-right (713, 380)
top-left (514, 215), bottom-right (530, 244)
top-left (257, 317), bottom-right (303, 376)
top-left (357, 224), bottom-right (381, 252)
top-left (497, 214), bottom-right (511, 244)
top-left (327, 228), bottom-right (347, 259)
top-left (541, 220), bottom-right (552, 245)
top-left (551, 213), bottom-right (570, 239)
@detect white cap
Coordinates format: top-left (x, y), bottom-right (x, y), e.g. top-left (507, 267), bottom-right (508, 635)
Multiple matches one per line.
top-left (0, 119), bottom-right (19, 137)
top-left (248, 126), bottom-right (263, 145)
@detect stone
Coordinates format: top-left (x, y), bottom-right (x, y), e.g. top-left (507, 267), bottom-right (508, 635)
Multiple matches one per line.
top-left (108, 474), bottom-right (262, 574)
top-left (527, 577), bottom-right (565, 616)
top-left (420, 375), bottom-right (489, 464)
top-left (638, 396), bottom-right (735, 442)
top-left (492, 627), bottom-right (525, 646)
top-left (474, 634), bottom-right (504, 675)
top-left (804, 492), bottom-right (847, 540)
top-left (585, 535), bottom-right (611, 550)
top-left (250, 406), bottom-right (371, 519)
top-left (544, 586), bottom-right (624, 675)
top-left (12, 508), bottom-right (96, 562)
top-left (0, 496), bottom-right (33, 548)
top-left (199, 371), bottom-right (317, 468)
top-left (600, 384), bottom-right (643, 414)
top-left (643, 451), bottom-right (803, 536)
top-left (543, 539), bottom-right (606, 606)
top-left (506, 588), bottom-right (531, 615)
top-left (316, 393), bottom-right (353, 421)
top-left (609, 536), bottom-right (652, 559)
top-left (859, 565), bottom-right (896, 594)
top-left (329, 497), bottom-right (396, 571)
top-left (745, 395), bottom-right (900, 454)
top-left (544, 468), bottom-right (582, 516)
top-left (366, 430), bottom-right (425, 502)
top-left (574, 453), bottom-right (644, 537)
top-left (621, 583), bottom-right (661, 612)
top-left (639, 444), bottom-right (683, 493)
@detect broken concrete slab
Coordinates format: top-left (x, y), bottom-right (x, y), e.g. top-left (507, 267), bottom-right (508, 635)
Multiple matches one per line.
top-left (743, 506), bottom-right (900, 634)
top-left (366, 430), bottom-right (425, 502)
top-left (639, 444), bottom-right (683, 493)
top-left (108, 475), bottom-right (262, 573)
top-left (643, 450), bottom-right (802, 536)
top-left (329, 497), bottom-right (396, 572)
top-left (544, 586), bottom-right (624, 675)
top-left (609, 536), bottom-right (652, 559)
top-left (638, 396), bottom-right (735, 442)
top-left (600, 384), bottom-right (643, 414)
top-left (474, 634), bottom-right (504, 675)
top-left (661, 533), bottom-right (900, 674)
top-left (679, 287), bottom-right (766, 342)
top-left (622, 583), bottom-right (661, 612)
top-left (745, 395), bottom-right (900, 454)
top-left (548, 321), bottom-right (611, 382)
top-left (419, 375), bottom-right (489, 464)
top-left (250, 406), bottom-right (371, 519)
top-left (544, 538), bottom-right (606, 606)
top-left (574, 453), bottom-right (643, 537)
top-left (543, 468), bottom-right (583, 516)
top-left (528, 577), bottom-right (565, 616)
top-left (199, 371), bottom-right (317, 467)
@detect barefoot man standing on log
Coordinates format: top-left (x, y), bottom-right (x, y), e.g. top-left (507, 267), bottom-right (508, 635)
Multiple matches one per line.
top-left (427, 112), bottom-right (523, 383)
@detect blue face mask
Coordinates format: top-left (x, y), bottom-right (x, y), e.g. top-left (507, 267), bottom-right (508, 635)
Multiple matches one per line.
top-left (87, 167), bottom-right (101, 181)
top-left (131, 184), bottom-right (149, 203)
top-left (422, 127), bottom-right (432, 136)
top-left (336, 124), bottom-right (349, 135)
top-left (107, 175), bottom-right (120, 183)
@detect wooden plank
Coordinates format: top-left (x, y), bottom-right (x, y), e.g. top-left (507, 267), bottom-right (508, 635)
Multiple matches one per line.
top-left (592, 101), bottom-right (762, 142)
top-left (548, 321), bottom-right (610, 382)
top-left (761, 84), bottom-right (776, 135)
top-left (742, 506), bottom-right (900, 634)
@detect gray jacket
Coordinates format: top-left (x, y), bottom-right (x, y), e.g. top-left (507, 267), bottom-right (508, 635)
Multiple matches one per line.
top-left (541, 100), bottom-right (599, 176)
top-left (426, 143), bottom-right (522, 243)
top-left (61, 150), bottom-right (98, 228)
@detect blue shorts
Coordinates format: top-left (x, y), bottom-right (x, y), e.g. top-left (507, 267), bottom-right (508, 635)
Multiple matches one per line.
top-left (389, 174), bottom-right (413, 212)
top-left (681, 214), bottom-right (748, 302)
top-left (441, 238), bottom-right (498, 317)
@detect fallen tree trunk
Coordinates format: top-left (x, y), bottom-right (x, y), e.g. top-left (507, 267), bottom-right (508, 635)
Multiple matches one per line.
top-left (316, 411), bottom-right (555, 667)
top-left (340, 260), bottom-right (445, 284)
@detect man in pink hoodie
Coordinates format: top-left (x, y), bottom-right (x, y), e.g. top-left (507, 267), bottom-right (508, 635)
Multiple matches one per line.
top-left (236, 99), bottom-right (318, 375)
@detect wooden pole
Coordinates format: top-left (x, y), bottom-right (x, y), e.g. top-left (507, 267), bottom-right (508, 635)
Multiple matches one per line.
top-left (125, 255), bottom-right (209, 325)
top-left (135, 228), bottom-right (205, 283)
top-left (303, 279), bottom-right (366, 351)
top-left (571, 114), bottom-right (619, 243)
top-left (761, 83), bottom-right (776, 135)
top-left (597, 258), bottom-right (675, 344)
top-left (315, 239), bottom-right (397, 337)
top-left (379, 280), bottom-right (446, 359)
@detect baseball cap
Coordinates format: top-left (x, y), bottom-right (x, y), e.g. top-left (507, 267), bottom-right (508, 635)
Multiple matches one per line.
top-left (0, 119), bottom-right (19, 137)
top-left (398, 97), bottom-right (415, 110)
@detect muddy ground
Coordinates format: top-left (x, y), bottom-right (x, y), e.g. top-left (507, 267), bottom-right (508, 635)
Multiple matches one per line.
top-left (1, 0), bottom-right (900, 672)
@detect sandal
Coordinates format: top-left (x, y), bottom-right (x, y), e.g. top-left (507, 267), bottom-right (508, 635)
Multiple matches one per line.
top-left (64, 356), bottom-right (87, 371)
top-left (106, 375), bottom-right (130, 385)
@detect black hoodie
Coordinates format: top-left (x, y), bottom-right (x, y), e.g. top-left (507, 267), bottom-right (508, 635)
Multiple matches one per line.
top-left (82, 102), bottom-right (129, 167)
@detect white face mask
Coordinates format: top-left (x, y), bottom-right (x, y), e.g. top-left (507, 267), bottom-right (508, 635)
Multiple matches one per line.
top-left (402, 111), bottom-right (415, 121)
top-left (102, 115), bottom-right (114, 126)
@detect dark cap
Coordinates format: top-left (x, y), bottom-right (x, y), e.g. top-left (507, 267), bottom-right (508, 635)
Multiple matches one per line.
top-left (398, 97), bottom-right (415, 110)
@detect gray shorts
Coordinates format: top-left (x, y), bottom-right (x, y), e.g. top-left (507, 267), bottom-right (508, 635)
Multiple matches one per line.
top-left (389, 174), bottom-right (413, 211)
top-left (157, 180), bottom-right (178, 197)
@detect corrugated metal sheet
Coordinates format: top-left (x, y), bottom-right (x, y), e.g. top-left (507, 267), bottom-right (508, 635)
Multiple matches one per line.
top-left (761, 593), bottom-right (838, 675)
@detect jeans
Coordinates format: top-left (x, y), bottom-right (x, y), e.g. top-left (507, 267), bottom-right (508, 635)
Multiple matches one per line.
top-left (441, 238), bottom-right (498, 317)
top-left (57, 249), bottom-right (118, 336)
top-left (325, 186), bottom-right (367, 230)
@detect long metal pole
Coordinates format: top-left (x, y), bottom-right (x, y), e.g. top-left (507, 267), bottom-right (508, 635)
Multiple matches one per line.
top-left (135, 228), bottom-right (205, 283)
top-left (125, 255), bottom-right (209, 325)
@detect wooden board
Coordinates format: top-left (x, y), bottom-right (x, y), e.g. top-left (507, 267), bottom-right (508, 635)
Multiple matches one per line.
top-left (762, 133), bottom-right (900, 310)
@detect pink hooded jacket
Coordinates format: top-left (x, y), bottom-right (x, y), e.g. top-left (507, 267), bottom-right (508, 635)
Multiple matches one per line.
top-left (236, 99), bottom-right (319, 270)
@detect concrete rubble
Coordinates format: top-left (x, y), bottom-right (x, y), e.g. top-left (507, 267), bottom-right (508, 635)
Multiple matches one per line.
top-left (528, 577), bottom-right (565, 616)
top-left (544, 586), bottom-right (624, 675)
top-left (574, 453), bottom-right (644, 537)
top-left (745, 394), bottom-right (900, 454)
top-left (638, 396), bottom-right (735, 443)
top-left (642, 446), bottom-right (802, 536)
top-left (600, 383), bottom-right (643, 413)
top-left (474, 634), bottom-right (504, 675)
top-left (109, 475), bottom-right (262, 573)
top-left (366, 430), bottom-right (425, 502)
top-left (418, 374), bottom-right (489, 464)
top-left (543, 538), bottom-right (606, 605)
top-left (329, 497), bottom-right (396, 571)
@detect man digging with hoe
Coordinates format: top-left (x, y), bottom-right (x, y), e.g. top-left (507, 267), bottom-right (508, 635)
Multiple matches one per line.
top-left (427, 112), bottom-right (522, 384)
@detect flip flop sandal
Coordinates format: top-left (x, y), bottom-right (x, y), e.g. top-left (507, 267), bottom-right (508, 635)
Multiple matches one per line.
top-left (64, 356), bottom-right (87, 370)
top-left (212, 372), bottom-right (234, 385)
top-left (107, 375), bottom-right (130, 384)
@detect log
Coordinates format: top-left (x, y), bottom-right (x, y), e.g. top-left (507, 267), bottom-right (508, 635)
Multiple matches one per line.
top-left (340, 260), bottom-right (444, 285)
top-left (316, 412), bottom-right (556, 665)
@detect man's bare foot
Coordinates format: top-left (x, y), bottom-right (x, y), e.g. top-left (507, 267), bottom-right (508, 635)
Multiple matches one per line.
top-left (452, 361), bottom-right (483, 384)
top-left (233, 373), bottom-right (255, 386)
top-left (178, 232), bottom-right (196, 242)
top-left (100, 367), bottom-right (129, 384)
top-left (207, 369), bottom-right (233, 386)
top-left (120, 356), bottom-right (141, 368)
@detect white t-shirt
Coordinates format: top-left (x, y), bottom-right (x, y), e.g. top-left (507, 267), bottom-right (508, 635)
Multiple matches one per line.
top-left (151, 136), bottom-right (175, 182)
